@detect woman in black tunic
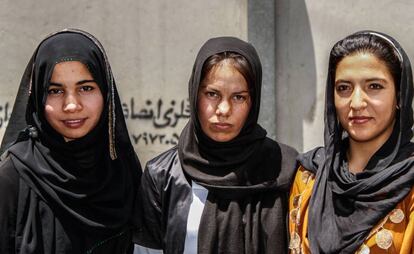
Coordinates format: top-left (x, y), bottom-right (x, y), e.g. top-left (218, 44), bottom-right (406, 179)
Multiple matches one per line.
top-left (134, 37), bottom-right (298, 254)
top-left (0, 29), bottom-right (141, 253)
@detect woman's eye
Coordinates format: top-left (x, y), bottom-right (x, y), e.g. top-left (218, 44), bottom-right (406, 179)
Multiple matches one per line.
top-left (80, 85), bottom-right (94, 92)
top-left (233, 94), bottom-right (247, 102)
top-left (335, 84), bottom-right (351, 92)
top-left (206, 91), bottom-right (218, 98)
top-left (47, 88), bottom-right (63, 95)
top-left (369, 83), bottom-right (384, 89)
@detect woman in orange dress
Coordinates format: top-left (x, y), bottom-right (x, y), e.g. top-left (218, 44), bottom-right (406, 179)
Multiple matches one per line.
top-left (289, 31), bottom-right (414, 254)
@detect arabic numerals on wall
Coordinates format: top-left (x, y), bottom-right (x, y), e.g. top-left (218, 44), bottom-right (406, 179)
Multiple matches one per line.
top-left (0, 102), bottom-right (10, 129)
top-left (131, 132), bottom-right (180, 146)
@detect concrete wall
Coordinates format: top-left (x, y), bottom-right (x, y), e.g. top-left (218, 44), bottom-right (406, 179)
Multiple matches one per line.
top-left (273, 0), bottom-right (414, 152)
top-left (248, 0), bottom-right (278, 141)
top-left (2, 0), bottom-right (414, 164)
top-left (0, 0), bottom-right (247, 165)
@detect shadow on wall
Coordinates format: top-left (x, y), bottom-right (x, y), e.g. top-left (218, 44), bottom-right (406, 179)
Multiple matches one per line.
top-left (248, 0), bottom-right (316, 151)
top-left (274, 0), bottom-right (316, 151)
top-left (248, 0), bottom-right (279, 141)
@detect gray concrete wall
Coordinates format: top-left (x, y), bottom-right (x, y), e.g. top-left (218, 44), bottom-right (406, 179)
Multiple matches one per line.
top-left (0, 0), bottom-right (247, 165)
top-left (2, 0), bottom-right (414, 163)
top-left (248, 0), bottom-right (277, 141)
top-left (273, 0), bottom-right (414, 152)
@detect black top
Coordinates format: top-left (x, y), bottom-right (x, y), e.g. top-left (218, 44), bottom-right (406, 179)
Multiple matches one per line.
top-left (135, 144), bottom-right (298, 254)
top-left (139, 37), bottom-right (299, 253)
top-left (0, 158), bottom-right (18, 253)
top-left (0, 159), bottom-right (134, 254)
top-left (0, 29), bottom-right (141, 253)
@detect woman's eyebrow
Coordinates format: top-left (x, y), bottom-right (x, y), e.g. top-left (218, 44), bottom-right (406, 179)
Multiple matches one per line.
top-left (233, 90), bottom-right (249, 94)
top-left (201, 85), bottom-right (219, 92)
top-left (335, 79), bottom-right (352, 84)
top-left (76, 79), bottom-right (96, 85)
top-left (49, 80), bottom-right (96, 86)
top-left (365, 78), bottom-right (387, 82)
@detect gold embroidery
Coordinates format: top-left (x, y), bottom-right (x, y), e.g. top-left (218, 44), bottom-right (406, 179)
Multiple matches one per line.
top-left (375, 229), bottom-right (393, 250)
top-left (356, 244), bottom-right (370, 254)
top-left (289, 170), bottom-right (314, 254)
top-left (389, 208), bottom-right (404, 224)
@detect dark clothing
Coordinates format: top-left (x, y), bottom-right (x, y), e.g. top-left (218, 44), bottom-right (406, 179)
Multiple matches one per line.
top-left (134, 147), bottom-right (191, 253)
top-left (0, 29), bottom-right (141, 253)
top-left (0, 158), bottom-right (18, 253)
top-left (135, 143), bottom-right (298, 254)
top-left (173, 37), bottom-right (298, 254)
top-left (0, 157), bottom-right (134, 254)
top-left (299, 31), bottom-right (414, 253)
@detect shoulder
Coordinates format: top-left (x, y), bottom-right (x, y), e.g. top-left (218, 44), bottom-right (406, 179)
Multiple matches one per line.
top-left (278, 141), bottom-right (299, 173)
top-left (263, 138), bottom-right (298, 162)
top-left (277, 141), bottom-right (299, 159)
top-left (145, 146), bottom-right (179, 179)
top-left (291, 165), bottom-right (315, 195)
top-left (142, 146), bottom-right (184, 192)
top-left (265, 139), bottom-right (299, 189)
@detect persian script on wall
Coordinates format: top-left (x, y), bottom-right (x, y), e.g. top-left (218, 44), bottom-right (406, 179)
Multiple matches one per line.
top-left (122, 97), bottom-right (190, 146)
top-left (0, 98), bottom-right (189, 146)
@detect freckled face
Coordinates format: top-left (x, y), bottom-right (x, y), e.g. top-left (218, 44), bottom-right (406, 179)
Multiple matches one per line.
top-left (44, 61), bottom-right (104, 142)
top-left (334, 53), bottom-right (397, 144)
top-left (197, 60), bottom-right (251, 142)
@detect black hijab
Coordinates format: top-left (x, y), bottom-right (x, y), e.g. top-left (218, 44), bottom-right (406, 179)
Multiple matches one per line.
top-left (300, 31), bottom-right (414, 253)
top-left (178, 37), bottom-right (297, 254)
top-left (0, 29), bottom-right (141, 253)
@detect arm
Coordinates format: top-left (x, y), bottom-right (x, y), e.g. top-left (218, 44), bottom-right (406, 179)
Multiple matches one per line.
top-left (133, 162), bottom-right (164, 252)
top-left (288, 166), bottom-right (303, 234)
top-left (400, 187), bottom-right (414, 254)
top-left (0, 158), bottom-right (19, 253)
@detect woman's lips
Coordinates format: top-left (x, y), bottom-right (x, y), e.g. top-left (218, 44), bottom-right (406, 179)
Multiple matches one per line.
top-left (349, 116), bottom-right (372, 124)
top-left (62, 118), bottom-right (86, 128)
top-left (211, 122), bottom-right (232, 130)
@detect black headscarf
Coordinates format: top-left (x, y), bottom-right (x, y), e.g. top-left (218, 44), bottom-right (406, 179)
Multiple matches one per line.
top-left (300, 31), bottom-right (414, 253)
top-left (0, 29), bottom-right (141, 253)
top-left (178, 37), bottom-right (297, 253)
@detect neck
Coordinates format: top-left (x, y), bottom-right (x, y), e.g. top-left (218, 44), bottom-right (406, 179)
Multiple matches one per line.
top-left (347, 123), bottom-right (395, 174)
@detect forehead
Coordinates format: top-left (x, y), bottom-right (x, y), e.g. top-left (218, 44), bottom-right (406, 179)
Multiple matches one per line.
top-left (335, 53), bottom-right (393, 79)
top-left (51, 61), bottom-right (93, 78)
top-left (201, 62), bottom-right (247, 87)
top-left (53, 61), bottom-right (89, 71)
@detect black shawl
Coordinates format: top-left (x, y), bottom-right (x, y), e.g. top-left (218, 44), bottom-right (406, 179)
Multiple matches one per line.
top-left (300, 31), bottom-right (414, 254)
top-left (0, 29), bottom-right (141, 253)
top-left (178, 37), bottom-right (297, 254)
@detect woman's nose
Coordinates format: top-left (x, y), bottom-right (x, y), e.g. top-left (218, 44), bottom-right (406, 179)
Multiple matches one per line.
top-left (216, 100), bottom-right (231, 116)
top-left (63, 94), bottom-right (82, 112)
top-left (350, 87), bottom-right (367, 110)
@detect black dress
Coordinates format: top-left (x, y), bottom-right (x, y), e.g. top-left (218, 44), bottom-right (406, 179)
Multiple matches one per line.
top-left (134, 37), bottom-right (298, 254)
top-left (135, 144), bottom-right (298, 254)
top-left (0, 158), bottom-right (134, 254)
top-left (0, 29), bottom-right (141, 254)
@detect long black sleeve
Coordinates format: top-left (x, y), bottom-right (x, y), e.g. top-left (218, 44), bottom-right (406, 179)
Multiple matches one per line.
top-left (133, 162), bottom-right (163, 250)
top-left (0, 157), bottom-right (19, 254)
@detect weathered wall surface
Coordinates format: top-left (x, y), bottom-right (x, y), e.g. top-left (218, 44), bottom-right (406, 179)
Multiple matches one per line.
top-left (274, 0), bottom-right (414, 152)
top-left (0, 0), bottom-right (247, 165)
top-left (2, 0), bottom-right (414, 164)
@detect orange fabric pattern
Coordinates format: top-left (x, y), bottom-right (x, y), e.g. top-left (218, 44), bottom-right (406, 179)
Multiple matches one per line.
top-left (288, 166), bottom-right (414, 254)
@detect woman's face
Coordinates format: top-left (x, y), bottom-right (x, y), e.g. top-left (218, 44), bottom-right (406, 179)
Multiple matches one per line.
top-left (197, 60), bottom-right (251, 142)
top-left (45, 61), bottom-right (104, 142)
top-left (334, 52), bottom-right (397, 144)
